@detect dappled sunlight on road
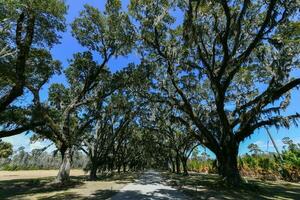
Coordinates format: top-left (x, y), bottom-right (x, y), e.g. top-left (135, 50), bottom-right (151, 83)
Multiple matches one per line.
top-left (110, 170), bottom-right (189, 200)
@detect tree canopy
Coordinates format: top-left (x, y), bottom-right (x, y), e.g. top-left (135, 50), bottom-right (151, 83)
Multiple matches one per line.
top-left (0, 0), bottom-right (299, 186)
top-left (129, 0), bottom-right (300, 185)
top-left (0, 0), bottom-right (66, 137)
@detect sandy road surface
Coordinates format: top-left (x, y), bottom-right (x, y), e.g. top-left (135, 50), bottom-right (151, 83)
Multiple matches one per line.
top-left (110, 170), bottom-right (189, 200)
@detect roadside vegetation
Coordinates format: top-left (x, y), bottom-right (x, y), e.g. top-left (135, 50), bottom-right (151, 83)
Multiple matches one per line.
top-left (188, 138), bottom-right (300, 182)
top-left (163, 172), bottom-right (300, 200)
top-left (0, 170), bottom-right (139, 200)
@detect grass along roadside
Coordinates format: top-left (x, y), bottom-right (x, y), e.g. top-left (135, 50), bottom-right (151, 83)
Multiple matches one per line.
top-left (0, 170), bottom-right (140, 200)
top-left (0, 169), bottom-right (85, 181)
top-left (162, 172), bottom-right (300, 200)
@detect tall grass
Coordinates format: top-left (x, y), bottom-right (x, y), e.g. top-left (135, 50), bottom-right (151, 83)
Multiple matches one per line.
top-left (187, 139), bottom-right (300, 182)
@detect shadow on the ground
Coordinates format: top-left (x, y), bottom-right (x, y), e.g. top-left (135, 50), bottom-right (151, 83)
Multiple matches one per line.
top-left (37, 189), bottom-right (118, 200)
top-left (38, 192), bottom-right (82, 200)
top-left (110, 189), bottom-right (188, 200)
top-left (110, 171), bottom-right (189, 200)
top-left (0, 172), bottom-right (138, 200)
top-left (89, 189), bottom-right (119, 199)
top-left (134, 171), bottom-right (162, 185)
top-left (45, 188), bottom-right (180, 200)
top-left (0, 176), bottom-right (84, 200)
top-left (163, 172), bottom-right (300, 200)
top-left (96, 171), bottom-right (140, 182)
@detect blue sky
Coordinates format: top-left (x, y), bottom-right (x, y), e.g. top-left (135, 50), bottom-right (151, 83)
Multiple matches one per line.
top-left (3, 0), bottom-right (300, 156)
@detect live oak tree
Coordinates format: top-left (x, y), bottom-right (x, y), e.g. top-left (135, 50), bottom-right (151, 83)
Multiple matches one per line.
top-left (30, 52), bottom-right (129, 183)
top-left (109, 95), bottom-right (138, 174)
top-left (29, 0), bottom-right (135, 184)
top-left (82, 91), bottom-right (136, 180)
top-left (0, 50), bottom-right (62, 139)
top-left (81, 68), bottom-right (149, 179)
top-left (0, 0), bottom-right (299, 187)
top-left (161, 125), bottom-right (199, 175)
top-left (130, 0), bottom-right (300, 185)
top-left (145, 104), bottom-right (199, 175)
top-left (125, 128), bottom-right (151, 171)
top-left (0, 0), bottom-right (66, 137)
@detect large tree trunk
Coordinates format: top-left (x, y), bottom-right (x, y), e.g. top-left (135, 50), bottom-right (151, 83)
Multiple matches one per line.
top-left (123, 163), bottom-right (126, 173)
top-left (170, 157), bottom-right (175, 173)
top-left (117, 164), bottom-right (121, 173)
top-left (181, 157), bottom-right (188, 176)
top-left (109, 158), bottom-right (114, 172)
top-left (89, 159), bottom-right (98, 180)
top-left (175, 153), bottom-right (181, 174)
top-left (54, 148), bottom-right (71, 184)
top-left (216, 143), bottom-right (242, 186)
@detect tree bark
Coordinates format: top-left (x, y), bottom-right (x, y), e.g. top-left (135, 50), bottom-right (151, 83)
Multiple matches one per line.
top-left (170, 157), bottom-right (176, 173)
top-left (216, 143), bottom-right (242, 186)
top-left (54, 148), bottom-right (71, 184)
top-left (89, 160), bottom-right (98, 180)
top-left (181, 157), bottom-right (189, 176)
top-left (0, 13), bottom-right (35, 114)
top-left (123, 163), bottom-right (126, 173)
top-left (175, 153), bottom-right (180, 174)
top-left (117, 164), bottom-right (121, 174)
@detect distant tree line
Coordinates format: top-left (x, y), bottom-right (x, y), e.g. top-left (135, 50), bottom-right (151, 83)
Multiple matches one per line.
top-left (0, 146), bottom-right (88, 170)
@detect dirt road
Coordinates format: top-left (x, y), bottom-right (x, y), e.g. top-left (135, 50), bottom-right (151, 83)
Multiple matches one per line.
top-left (110, 170), bottom-right (189, 200)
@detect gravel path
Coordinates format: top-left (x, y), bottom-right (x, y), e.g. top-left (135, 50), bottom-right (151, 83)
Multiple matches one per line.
top-left (110, 170), bottom-right (189, 200)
